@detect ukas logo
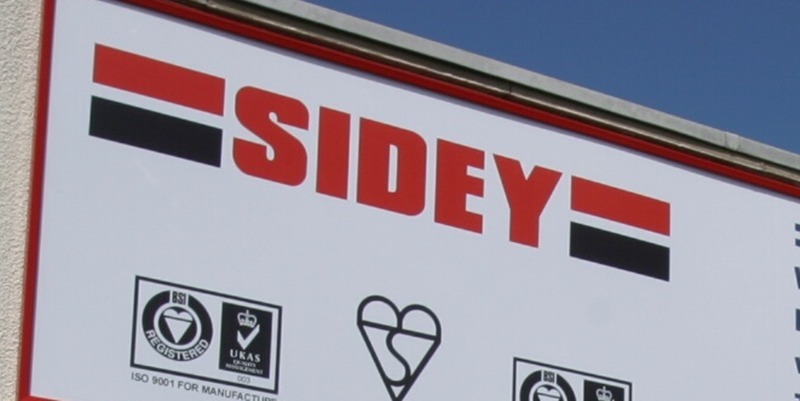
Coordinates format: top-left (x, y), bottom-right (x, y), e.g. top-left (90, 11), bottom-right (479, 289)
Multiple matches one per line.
top-left (357, 296), bottom-right (441, 401)
top-left (583, 381), bottom-right (625, 401)
top-left (219, 303), bottom-right (278, 381)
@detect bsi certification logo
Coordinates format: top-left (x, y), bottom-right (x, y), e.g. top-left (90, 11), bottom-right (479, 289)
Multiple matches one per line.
top-left (140, 288), bottom-right (212, 361)
top-left (514, 358), bottom-right (631, 401)
top-left (131, 277), bottom-right (282, 394)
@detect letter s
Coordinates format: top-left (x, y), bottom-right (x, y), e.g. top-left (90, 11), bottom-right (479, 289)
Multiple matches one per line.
top-left (233, 86), bottom-right (309, 186)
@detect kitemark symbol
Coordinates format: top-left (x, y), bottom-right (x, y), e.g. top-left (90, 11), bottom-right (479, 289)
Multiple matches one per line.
top-left (163, 308), bottom-right (194, 343)
top-left (357, 295), bottom-right (441, 401)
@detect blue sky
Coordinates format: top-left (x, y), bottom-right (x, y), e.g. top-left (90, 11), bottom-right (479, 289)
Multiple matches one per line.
top-left (303, 0), bottom-right (800, 154)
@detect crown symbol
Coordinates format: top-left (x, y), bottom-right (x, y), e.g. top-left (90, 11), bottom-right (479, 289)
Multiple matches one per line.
top-left (237, 310), bottom-right (258, 328)
top-left (596, 386), bottom-right (614, 401)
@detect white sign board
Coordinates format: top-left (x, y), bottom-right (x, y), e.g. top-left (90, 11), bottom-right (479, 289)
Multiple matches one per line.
top-left (22, 1), bottom-right (800, 400)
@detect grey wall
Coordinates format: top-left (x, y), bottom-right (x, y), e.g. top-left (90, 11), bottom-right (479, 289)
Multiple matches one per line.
top-left (1, 1), bottom-right (43, 399)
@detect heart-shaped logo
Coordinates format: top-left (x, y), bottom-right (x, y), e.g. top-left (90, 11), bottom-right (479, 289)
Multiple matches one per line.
top-left (535, 385), bottom-right (562, 401)
top-left (160, 307), bottom-right (196, 344)
top-left (357, 295), bottom-right (441, 401)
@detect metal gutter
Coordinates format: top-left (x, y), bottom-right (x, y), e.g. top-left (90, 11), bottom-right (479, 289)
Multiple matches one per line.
top-left (176, 0), bottom-right (800, 185)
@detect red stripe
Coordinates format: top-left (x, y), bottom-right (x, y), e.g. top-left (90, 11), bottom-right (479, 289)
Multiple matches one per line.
top-left (93, 44), bottom-right (225, 115)
top-left (571, 177), bottom-right (670, 235)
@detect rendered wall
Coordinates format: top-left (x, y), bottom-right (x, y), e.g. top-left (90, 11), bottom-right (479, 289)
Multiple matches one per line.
top-left (1, 1), bottom-right (43, 400)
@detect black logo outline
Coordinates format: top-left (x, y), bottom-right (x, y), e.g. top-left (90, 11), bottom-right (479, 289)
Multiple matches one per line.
top-left (130, 276), bottom-right (283, 394)
top-left (513, 357), bottom-right (633, 401)
top-left (357, 295), bottom-right (442, 401)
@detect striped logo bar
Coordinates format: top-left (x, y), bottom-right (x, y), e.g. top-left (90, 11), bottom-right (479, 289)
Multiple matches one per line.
top-left (570, 177), bottom-right (671, 281)
top-left (90, 44), bottom-right (225, 165)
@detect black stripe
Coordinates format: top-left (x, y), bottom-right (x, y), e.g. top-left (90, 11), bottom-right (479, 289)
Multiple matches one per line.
top-left (89, 97), bottom-right (222, 166)
top-left (795, 223), bottom-right (800, 246)
top-left (570, 222), bottom-right (670, 281)
top-left (797, 309), bottom-right (800, 331)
